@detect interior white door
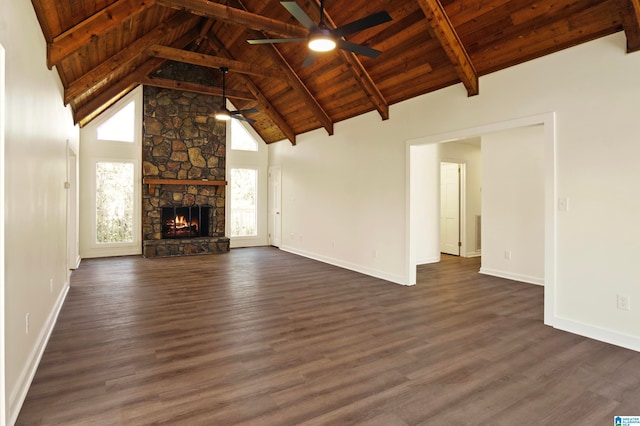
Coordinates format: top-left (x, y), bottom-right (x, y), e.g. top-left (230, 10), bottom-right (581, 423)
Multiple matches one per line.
top-left (268, 166), bottom-right (282, 247)
top-left (440, 162), bottom-right (460, 255)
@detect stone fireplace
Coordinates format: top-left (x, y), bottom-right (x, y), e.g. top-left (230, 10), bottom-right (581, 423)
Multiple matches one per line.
top-left (142, 83), bottom-right (230, 258)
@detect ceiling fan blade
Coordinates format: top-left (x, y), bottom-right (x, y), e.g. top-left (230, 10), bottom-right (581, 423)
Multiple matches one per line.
top-left (233, 115), bottom-right (256, 123)
top-left (247, 37), bottom-right (307, 45)
top-left (302, 51), bottom-right (319, 67)
top-left (231, 108), bottom-right (259, 115)
top-left (281, 1), bottom-right (316, 30)
top-left (337, 39), bottom-right (382, 58)
top-left (333, 11), bottom-right (392, 38)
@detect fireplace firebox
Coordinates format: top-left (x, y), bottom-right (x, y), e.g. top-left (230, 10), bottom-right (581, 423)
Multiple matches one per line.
top-left (161, 206), bottom-right (210, 239)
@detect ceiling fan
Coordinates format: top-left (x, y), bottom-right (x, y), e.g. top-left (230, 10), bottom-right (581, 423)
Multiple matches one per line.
top-left (247, 1), bottom-right (392, 67)
top-left (214, 67), bottom-right (258, 123)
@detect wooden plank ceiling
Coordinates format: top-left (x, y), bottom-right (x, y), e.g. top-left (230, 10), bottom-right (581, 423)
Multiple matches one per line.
top-left (31, 0), bottom-right (640, 144)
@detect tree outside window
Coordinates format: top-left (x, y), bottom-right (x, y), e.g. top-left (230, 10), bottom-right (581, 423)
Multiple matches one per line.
top-left (96, 162), bottom-right (134, 243)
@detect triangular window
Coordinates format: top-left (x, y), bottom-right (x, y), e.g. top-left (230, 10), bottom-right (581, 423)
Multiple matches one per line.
top-left (231, 119), bottom-right (258, 151)
top-left (97, 100), bottom-right (135, 142)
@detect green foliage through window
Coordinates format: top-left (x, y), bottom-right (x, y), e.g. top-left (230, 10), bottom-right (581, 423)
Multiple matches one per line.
top-left (230, 168), bottom-right (257, 237)
top-left (96, 162), bottom-right (134, 243)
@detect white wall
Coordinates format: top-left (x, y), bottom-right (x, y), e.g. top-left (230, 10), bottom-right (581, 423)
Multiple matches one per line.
top-left (480, 126), bottom-right (545, 284)
top-left (0, 40), bottom-right (6, 426)
top-left (410, 144), bottom-right (440, 265)
top-left (440, 139), bottom-right (482, 257)
top-left (269, 118), bottom-right (407, 284)
top-left (269, 32), bottom-right (640, 351)
top-left (0, 1), bottom-right (79, 423)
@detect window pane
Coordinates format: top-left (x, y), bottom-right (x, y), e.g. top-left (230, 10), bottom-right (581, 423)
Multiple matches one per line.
top-left (231, 119), bottom-right (258, 151)
top-left (230, 168), bottom-right (257, 237)
top-left (96, 162), bottom-right (134, 243)
top-left (97, 101), bottom-right (135, 142)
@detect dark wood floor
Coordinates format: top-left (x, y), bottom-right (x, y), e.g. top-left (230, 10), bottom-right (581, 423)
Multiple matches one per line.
top-left (17, 248), bottom-right (640, 425)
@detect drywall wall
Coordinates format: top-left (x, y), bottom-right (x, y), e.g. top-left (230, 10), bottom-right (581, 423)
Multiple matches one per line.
top-left (269, 32), bottom-right (640, 350)
top-left (0, 40), bottom-right (6, 426)
top-left (410, 144), bottom-right (440, 266)
top-left (1, 1), bottom-right (79, 423)
top-left (270, 118), bottom-right (408, 284)
top-left (480, 125), bottom-right (545, 284)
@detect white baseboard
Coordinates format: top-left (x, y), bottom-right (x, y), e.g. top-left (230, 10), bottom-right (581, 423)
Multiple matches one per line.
top-left (280, 245), bottom-right (408, 286)
top-left (230, 237), bottom-right (269, 249)
top-left (416, 255), bottom-right (440, 265)
top-left (479, 267), bottom-right (544, 286)
top-left (9, 282), bottom-right (70, 426)
top-left (551, 315), bottom-right (640, 353)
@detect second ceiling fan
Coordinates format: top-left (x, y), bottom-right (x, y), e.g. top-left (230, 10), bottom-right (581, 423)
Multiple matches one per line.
top-left (214, 67), bottom-right (258, 123)
top-left (247, 1), bottom-right (392, 67)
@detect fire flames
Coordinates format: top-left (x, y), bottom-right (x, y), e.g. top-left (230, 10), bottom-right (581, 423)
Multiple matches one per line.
top-left (164, 215), bottom-right (199, 237)
top-left (168, 215), bottom-right (198, 231)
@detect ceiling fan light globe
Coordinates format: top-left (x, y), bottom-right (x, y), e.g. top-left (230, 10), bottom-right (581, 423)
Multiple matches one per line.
top-left (215, 111), bottom-right (232, 121)
top-left (308, 27), bottom-right (336, 52)
top-left (309, 37), bottom-right (336, 52)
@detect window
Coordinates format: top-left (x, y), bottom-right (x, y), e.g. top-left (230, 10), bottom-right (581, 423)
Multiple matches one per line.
top-left (230, 119), bottom-right (258, 151)
top-left (97, 100), bottom-right (135, 142)
top-left (230, 168), bottom-right (257, 237)
top-left (95, 162), bottom-right (135, 243)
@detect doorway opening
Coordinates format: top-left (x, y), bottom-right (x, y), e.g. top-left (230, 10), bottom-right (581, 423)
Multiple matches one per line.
top-left (406, 113), bottom-right (556, 326)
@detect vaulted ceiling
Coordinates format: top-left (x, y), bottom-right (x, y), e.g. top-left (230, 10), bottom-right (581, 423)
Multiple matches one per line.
top-left (31, 0), bottom-right (640, 144)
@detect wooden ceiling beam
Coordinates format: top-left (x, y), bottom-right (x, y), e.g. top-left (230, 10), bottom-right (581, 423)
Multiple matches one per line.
top-left (73, 60), bottom-right (159, 126)
top-left (617, 0), bottom-right (640, 52)
top-left (206, 36), bottom-right (297, 145)
top-left (315, 1), bottom-right (389, 120)
top-left (64, 12), bottom-right (195, 105)
top-left (146, 44), bottom-right (285, 79)
top-left (417, 0), bottom-right (479, 96)
top-left (73, 26), bottom-right (200, 126)
top-left (47, 0), bottom-right (157, 69)
top-left (141, 76), bottom-right (255, 100)
top-left (194, 18), bottom-right (216, 49)
top-left (157, 0), bottom-right (307, 38)
top-left (232, 0), bottom-right (333, 136)
top-left (253, 35), bottom-right (334, 136)
top-left (30, 0), bottom-right (57, 43)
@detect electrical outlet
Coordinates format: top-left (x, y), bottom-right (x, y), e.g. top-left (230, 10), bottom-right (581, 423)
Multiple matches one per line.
top-left (558, 197), bottom-right (569, 212)
top-left (504, 250), bottom-right (512, 260)
top-left (617, 294), bottom-right (631, 311)
top-left (25, 313), bottom-right (30, 334)
top-left (50, 278), bottom-right (54, 293)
